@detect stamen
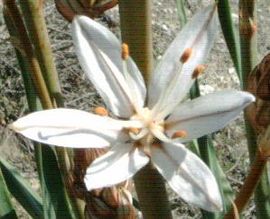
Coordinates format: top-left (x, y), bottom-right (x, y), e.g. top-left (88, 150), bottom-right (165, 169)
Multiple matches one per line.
top-left (152, 143), bottom-right (162, 149)
top-left (129, 127), bottom-right (140, 135)
top-left (192, 64), bottom-right (206, 79)
top-left (121, 43), bottom-right (129, 60)
top-left (134, 141), bottom-right (142, 148)
top-left (172, 130), bottom-right (188, 139)
top-left (129, 128), bottom-right (148, 140)
top-left (180, 48), bottom-right (192, 63)
top-left (94, 106), bottom-right (108, 116)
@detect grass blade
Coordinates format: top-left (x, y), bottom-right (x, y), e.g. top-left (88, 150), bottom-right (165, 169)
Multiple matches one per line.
top-left (0, 166), bottom-right (17, 218)
top-left (217, 0), bottom-right (242, 81)
top-left (175, 0), bottom-right (187, 27)
top-left (3, 4), bottom-right (76, 218)
top-left (0, 157), bottom-right (42, 219)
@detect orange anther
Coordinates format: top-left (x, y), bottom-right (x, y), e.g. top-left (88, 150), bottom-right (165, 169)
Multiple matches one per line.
top-left (152, 143), bottom-right (162, 148)
top-left (172, 130), bottom-right (188, 139)
top-left (180, 48), bottom-right (192, 63)
top-left (121, 43), bottom-right (129, 60)
top-left (129, 127), bottom-right (140, 135)
top-left (192, 64), bottom-right (206, 79)
top-left (94, 106), bottom-right (108, 116)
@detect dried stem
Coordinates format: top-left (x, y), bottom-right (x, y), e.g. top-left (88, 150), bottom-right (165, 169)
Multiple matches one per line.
top-left (4, 0), bottom-right (52, 109)
top-left (224, 148), bottom-right (267, 218)
top-left (19, 0), bottom-right (63, 106)
top-left (239, 1), bottom-right (270, 217)
top-left (119, 1), bottom-right (172, 218)
top-left (224, 127), bottom-right (270, 219)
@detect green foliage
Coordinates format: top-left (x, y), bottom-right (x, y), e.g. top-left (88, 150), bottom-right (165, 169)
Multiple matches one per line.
top-left (0, 157), bottom-right (42, 219)
top-left (0, 167), bottom-right (17, 218)
top-left (3, 3), bottom-right (79, 218)
top-left (217, 0), bottom-right (242, 82)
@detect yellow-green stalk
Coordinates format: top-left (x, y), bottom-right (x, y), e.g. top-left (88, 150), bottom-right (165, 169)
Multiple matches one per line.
top-left (119, 1), bottom-right (172, 218)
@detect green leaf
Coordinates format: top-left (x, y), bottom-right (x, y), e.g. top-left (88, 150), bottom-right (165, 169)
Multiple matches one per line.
top-left (38, 146), bottom-right (75, 219)
top-left (3, 8), bottom-right (78, 219)
top-left (0, 157), bottom-right (41, 218)
top-left (217, 0), bottom-right (242, 83)
top-left (0, 167), bottom-right (17, 218)
top-left (198, 136), bottom-right (235, 218)
top-left (175, 0), bottom-right (187, 26)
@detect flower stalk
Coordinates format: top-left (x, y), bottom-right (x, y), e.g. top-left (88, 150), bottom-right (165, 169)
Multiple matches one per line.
top-left (119, 1), bottom-right (172, 218)
top-left (19, 0), bottom-right (63, 107)
top-left (119, 0), bottom-right (153, 84)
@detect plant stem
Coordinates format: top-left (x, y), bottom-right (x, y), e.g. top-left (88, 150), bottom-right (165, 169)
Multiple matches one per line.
top-left (3, 0), bottom-right (52, 109)
top-left (19, 0), bottom-right (63, 106)
top-left (119, 0), bottom-right (153, 85)
top-left (239, 0), bottom-right (270, 217)
top-left (119, 1), bottom-right (172, 218)
top-left (239, 0), bottom-right (257, 88)
top-left (4, 2), bottom-right (83, 218)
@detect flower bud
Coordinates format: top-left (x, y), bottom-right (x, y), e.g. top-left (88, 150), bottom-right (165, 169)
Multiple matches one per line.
top-left (55, 0), bottom-right (118, 22)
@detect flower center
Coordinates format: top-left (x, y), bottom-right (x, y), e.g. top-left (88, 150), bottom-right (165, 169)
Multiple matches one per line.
top-left (129, 107), bottom-right (164, 143)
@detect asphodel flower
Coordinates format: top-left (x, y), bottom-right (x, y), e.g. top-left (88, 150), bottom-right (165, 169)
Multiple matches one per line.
top-left (10, 5), bottom-right (255, 212)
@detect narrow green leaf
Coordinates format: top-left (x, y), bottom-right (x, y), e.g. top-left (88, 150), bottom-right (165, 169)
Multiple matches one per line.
top-left (15, 34), bottom-right (74, 219)
top-left (40, 146), bottom-right (75, 219)
top-left (0, 210), bottom-right (17, 219)
top-left (4, 5), bottom-right (77, 218)
top-left (0, 167), bottom-right (17, 218)
top-left (217, 0), bottom-right (242, 82)
top-left (3, 15), bottom-right (77, 219)
top-left (175, 0), bottom-right (187, 27)
top-left (0, 157), bottom-right (41, 219)
top-left (198, 136), bottom-right (235, 218)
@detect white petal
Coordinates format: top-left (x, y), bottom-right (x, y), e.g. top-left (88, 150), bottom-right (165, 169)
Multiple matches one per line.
top-left (148, 5), bottom-right (218, 113)
top-left (72, 16), bottom-right (146, 117)
top-left (84, 143), bottom-right (149, 190)
top-left (166, 91), bottom-right (255, 142)
top-left (72, 15), bottom-right (122, 69)
top-left (151, 142), bottom-right (222, 212)
top-left (125, 57), bottom-right (146, 109)
top-left (72, 17), bottom-right (132, 118)
top-left (10, 108), bottom-right (135, 148)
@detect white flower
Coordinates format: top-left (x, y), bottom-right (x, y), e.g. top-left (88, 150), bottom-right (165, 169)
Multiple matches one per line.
top-left (10, 5), bottom-right (255, 212)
